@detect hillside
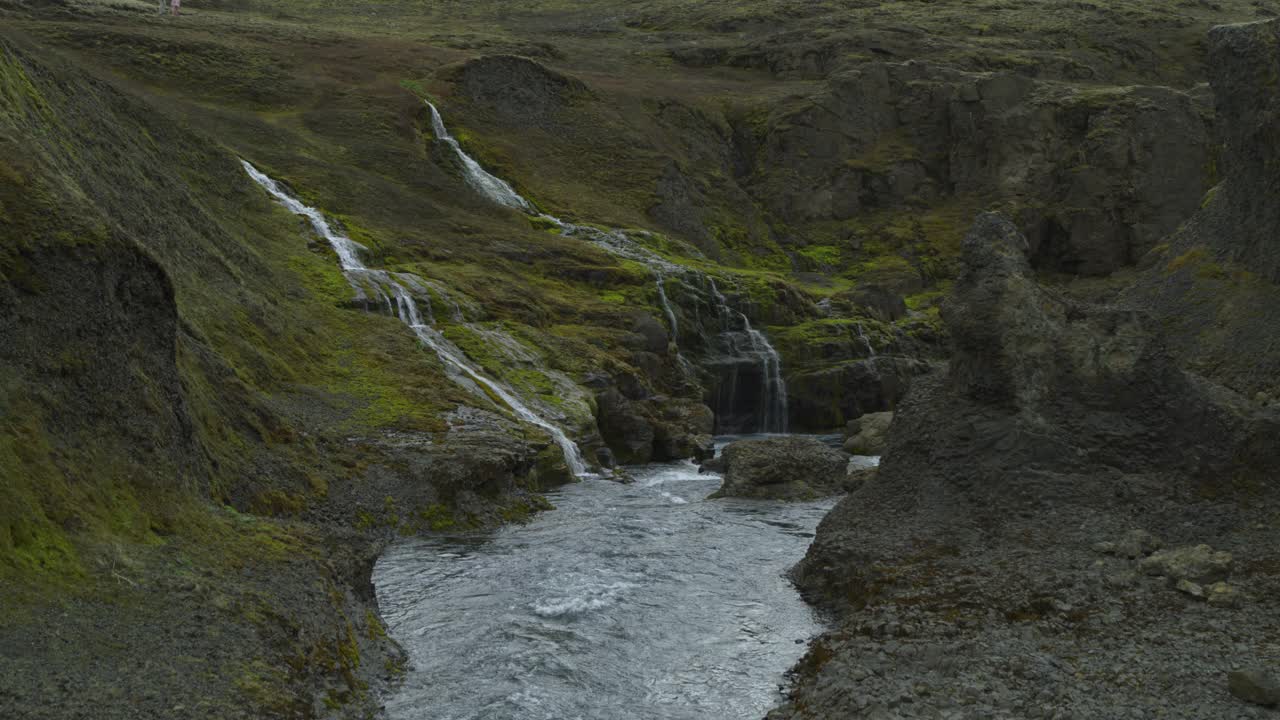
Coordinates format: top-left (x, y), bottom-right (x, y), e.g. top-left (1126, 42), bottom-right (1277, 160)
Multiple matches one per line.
top-left (1, 0), bottom-right (1276, 717)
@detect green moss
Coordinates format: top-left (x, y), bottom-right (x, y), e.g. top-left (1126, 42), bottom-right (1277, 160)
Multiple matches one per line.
top-left (797, 244), bottom-right (842, 267)
top-left (904, 287), bottom-right (948, 311)
top-left (417, 504), bottom-right (458, 531)
top-left (1166, 247), bottom-right (1210, 273)
top-left (251, 489), bottom-right (307, 517)
top-left (1200, 184), bottom-right (1220, 210)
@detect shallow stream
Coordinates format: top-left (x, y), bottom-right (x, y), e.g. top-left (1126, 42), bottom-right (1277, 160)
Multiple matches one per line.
top-left (374, 444), bottom-right (848, 720)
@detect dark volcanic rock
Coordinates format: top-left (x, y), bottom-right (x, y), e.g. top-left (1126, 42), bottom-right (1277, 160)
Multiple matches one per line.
top-left (1202, 20), bottom-right (1280, 283)
top-left (453, 55), bottom-right (590, 126)
top-left (709, 436), bottom-right (848, 501)
top-left (793, 212), bottom-right (1263, 609)
top-left (773, 211), bottom-right (1280, 720)
top-left (1229, 670), bottom-right (1280, 707)
top-left (751, 62), bottom-right (1210, 276)
top-left (595, 388), bottom-right (713, 465)
top-left (786, 355), bottom-right (931, 431)
top-left (1127, 18), bottom-right (1280, 399)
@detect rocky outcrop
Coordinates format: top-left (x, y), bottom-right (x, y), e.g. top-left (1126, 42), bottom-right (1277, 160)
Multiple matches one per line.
top-left (795, 213), bottom-right (1265, 607)
top-left (747, 62), bottom-right (1210, 276)
top-left (709, 436), bottom-right (848, 501)
top-left (1199, 20), bottom-right (1280, 283)
top-left (784, 355), bottom-right (933, 432)
top-left (842, 411), bottom-right (893, 456)
top-left (774, 212), bottom-right (1280, 718)
top-left (595, 387), bottom-right (713, 465)
top-left (451, 55), bottom-right (591, 127)
top-left (1127, 19), bottom-right (1280, 399)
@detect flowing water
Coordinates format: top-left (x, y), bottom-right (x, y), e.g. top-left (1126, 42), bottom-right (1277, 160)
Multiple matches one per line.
top-left (856, 323), bottom-right (877, 358)
top-left (374, 454), bottom-right (839, 720)
top-left (241, 160), bottom-right (589, 477)
top-left (425, 101), bottom-right (790, 434)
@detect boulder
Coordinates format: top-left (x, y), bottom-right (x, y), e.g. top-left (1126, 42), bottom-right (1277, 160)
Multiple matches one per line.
top-left (626, 315), bottom-right (669, 354)
top-left (842, 411), bottom-right (893, 455)
top-left (649, 398), bottom-right (715, 461)
top-left (1139, 545), bottom-right (1233, 585)
top-left (1092, 529), bottom-right (1162, 559)
top-left (709, 436), bottom-right (849, 501)
top-left (594, 388), bottom-right (714, 465)
top-left (1207, 582), bottom-right (1243, 609)
top-left (594, 388), bottom-right (656, 465)
top-left (1228, 670), bottom-right (1280, 707)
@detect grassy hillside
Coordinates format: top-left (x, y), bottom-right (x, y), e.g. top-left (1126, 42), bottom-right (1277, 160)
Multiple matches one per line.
top-left (1, 0), bottom-right (1272, 716)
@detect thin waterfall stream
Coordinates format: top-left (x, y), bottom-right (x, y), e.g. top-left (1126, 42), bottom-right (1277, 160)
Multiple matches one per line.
top-left (424, 101), bottom-right (789, 434)
top-left (241, 161), bottom-right (589, 477)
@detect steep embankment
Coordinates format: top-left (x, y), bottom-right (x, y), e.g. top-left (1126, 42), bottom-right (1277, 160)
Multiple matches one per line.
top-left (0, 32), bottom-right (573, 719)
top-left (773, 19), bottom-right (1280, 719)
top-left (1127, 18), bottom-right (1280, 399)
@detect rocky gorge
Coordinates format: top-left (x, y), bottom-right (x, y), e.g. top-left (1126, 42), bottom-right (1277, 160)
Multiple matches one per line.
top-left (2, 0), bottom-right (1279, 718)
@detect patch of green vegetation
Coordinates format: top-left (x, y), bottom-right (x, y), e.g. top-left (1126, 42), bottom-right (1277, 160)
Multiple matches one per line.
top-left (904, 287), bottom-right (948, 312)
top-left (417, 504), bottom-right (458, 531)
top-left (1200, 184), bottom-right (1220, 210)
top-left (797, 244), bottom-right (842, 268)
top-left (1166, 246), bottom-right (1211, 274)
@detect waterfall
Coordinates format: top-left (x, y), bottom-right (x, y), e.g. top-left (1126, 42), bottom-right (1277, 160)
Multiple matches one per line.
top-left (856, 323), bottom-right (877, 358)
top-left (654, 273), bottom-right (680, 342)
top-left (707, 279), bottom-right (788, 434)
top-left (426, 103), bottom-right (533, 212)
top-left (423, 102), bottom-right (791, 434)
top-left (242, 160), bottom-right (588, 478)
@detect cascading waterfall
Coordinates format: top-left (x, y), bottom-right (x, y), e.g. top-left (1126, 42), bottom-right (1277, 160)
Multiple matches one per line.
top-left (425, 101), bottom-right (789, 433)
top-left (856, 322), bottom-right (877, 358)
top-left (707, 279), bottom-right (788, 434)
top-left (241, 160), bottom-right (588, 477)
top-left (426, 103), bottom-right (532, 212)
top-left (654, 274), bottom-right (679, 341)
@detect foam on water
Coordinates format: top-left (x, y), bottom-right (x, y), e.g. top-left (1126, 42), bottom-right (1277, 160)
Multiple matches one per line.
top-left (532, 581), bottom-right (638, 619)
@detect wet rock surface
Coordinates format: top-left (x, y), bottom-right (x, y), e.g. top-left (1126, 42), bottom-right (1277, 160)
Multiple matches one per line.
top-left (595, 387), bottom-right (714, 465)
top-left (710, 436), bottom-right (849, 501)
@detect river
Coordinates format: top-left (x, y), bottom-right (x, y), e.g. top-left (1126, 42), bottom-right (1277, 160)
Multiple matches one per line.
top-left (374, 445), bottom-right (857, 720)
